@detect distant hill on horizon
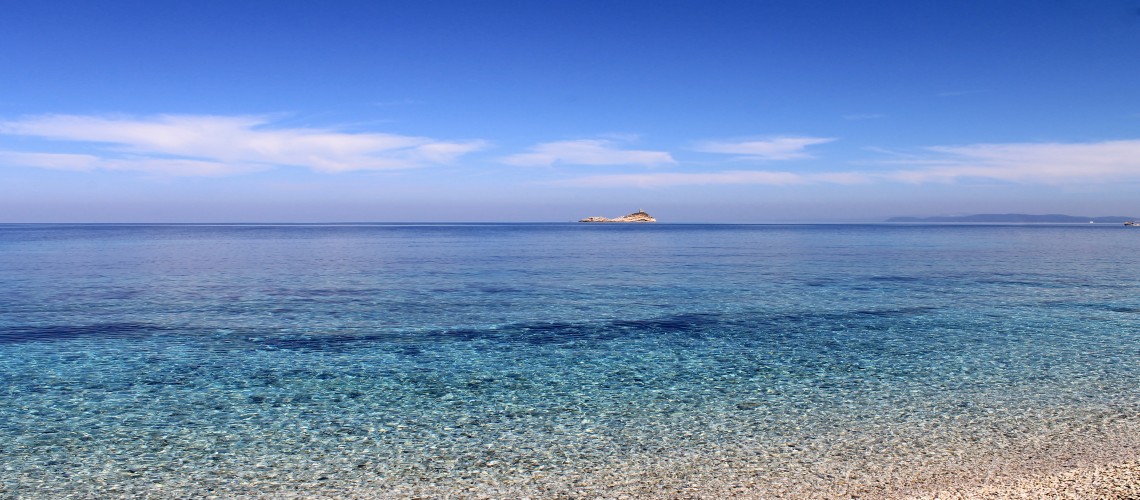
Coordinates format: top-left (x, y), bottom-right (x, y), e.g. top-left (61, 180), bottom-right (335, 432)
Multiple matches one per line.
top-left (886, 213), bottom-right (1136, 223)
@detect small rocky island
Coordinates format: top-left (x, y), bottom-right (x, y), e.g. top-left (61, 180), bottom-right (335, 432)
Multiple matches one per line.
top-left (579, 210), bottom-right (657, 223)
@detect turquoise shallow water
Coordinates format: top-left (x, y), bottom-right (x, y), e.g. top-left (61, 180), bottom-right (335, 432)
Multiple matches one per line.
top-left (1, 223), bottom-right (1139, 496)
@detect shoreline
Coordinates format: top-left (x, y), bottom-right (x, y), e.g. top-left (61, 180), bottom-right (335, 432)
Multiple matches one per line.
top-left (16, 409), bottom-right (1134, 499)
top-left (346, 417), bottom-right (1140, 499)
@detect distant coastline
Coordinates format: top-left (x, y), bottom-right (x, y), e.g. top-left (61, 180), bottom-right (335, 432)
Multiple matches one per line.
top-left (886, 213), bottom-right (1137, 223)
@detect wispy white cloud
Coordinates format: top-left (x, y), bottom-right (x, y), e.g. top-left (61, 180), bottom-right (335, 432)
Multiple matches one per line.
top-left (561, 139), bottom-right (1140, 188)
top-left (692, 136), bottom-right (835, 161)
top-left (0, 151), bottom-right (101, 172)
top-left (881, 139), bottom-right (1140, 184)
top-left (501, 139), bottom-right (675, 167)
top-left (0, 151), bottom-right (251, 176)
top-left (561, 170), bottom-right (808, 187)
top-left (0, 114), bottom-right (488, 176)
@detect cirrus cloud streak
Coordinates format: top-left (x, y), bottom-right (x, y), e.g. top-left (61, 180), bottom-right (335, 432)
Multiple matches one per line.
top-left (692, 136), bottom-right (836, 160)
top-left (562, 139), bottom-right (1140, 187)
top-left (0, 114), bottom-right (488, 176)
top-left (562, 170), bottom-right (810, 187)
top-left (501, 139), bottom-right (675, 167)
top-left (894, 140), bottom-right (1140, 184)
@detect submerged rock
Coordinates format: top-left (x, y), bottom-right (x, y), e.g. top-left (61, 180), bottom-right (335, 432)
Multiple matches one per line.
top-left (579, 210), bottom-right (657, 223)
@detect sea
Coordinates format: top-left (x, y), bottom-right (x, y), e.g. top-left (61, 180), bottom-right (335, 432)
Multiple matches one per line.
top-left (1, 223), bottom-right (1138, 497)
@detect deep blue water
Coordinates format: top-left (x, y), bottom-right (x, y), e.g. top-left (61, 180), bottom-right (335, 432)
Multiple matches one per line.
top-left (1, 223), bottom-right (1138, 496)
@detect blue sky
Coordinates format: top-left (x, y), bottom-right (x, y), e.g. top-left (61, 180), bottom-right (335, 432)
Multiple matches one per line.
top-left (2, 0), bottom-right (1138, 222)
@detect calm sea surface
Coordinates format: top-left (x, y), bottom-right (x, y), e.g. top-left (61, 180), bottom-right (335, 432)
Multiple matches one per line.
top-left (1, 223), bottom-right (1138, 496)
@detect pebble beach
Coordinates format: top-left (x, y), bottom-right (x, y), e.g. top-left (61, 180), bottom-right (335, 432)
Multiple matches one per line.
top-left (8, 394), bottom-right (1136, 498)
